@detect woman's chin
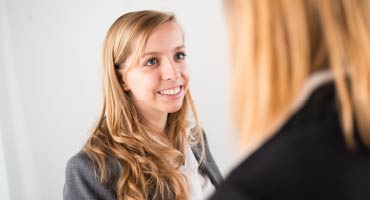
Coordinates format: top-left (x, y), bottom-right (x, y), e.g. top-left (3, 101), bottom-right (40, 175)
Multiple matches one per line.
top-left (163, 103), bottom-right (183, 114)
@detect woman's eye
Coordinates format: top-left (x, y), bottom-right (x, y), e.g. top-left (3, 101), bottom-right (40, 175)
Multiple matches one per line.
top-left (144, 58), bottom-right (158, 66)
top-left (175, 52), bottom-right (186, 61)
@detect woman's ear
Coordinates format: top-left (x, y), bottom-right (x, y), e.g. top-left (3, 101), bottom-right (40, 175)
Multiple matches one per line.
top-left (122, 81), bottom-right (130, 91)
top-left (116, 68), bottom-right (130, 92)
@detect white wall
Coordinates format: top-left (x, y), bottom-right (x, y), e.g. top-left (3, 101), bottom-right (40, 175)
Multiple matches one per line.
top-left (0, 127), bottom-right (10, 200)
top-left (0, 0), bottom-right (239, 199)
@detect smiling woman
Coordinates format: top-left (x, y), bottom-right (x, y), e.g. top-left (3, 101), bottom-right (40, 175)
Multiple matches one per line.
top-left (63, 10), bottom-right (223, 200)
top-left (120, 21), bottom-right (189, 130)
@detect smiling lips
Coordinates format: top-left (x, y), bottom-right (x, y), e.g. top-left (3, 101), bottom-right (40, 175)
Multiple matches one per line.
top-left (158, 86), bottom-right (182, 96)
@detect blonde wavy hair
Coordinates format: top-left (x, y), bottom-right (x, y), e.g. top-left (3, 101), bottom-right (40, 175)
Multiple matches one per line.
top-left (83, 10), bottom-right (204, 200)
top-left (225, 0), bottom-right (370, 149)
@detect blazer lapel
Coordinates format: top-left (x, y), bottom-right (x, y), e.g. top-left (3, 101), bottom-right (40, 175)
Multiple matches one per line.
top-left (191, 130), bottom-right (224, 188)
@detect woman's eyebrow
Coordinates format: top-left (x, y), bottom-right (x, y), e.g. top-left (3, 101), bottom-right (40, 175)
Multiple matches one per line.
top-left (141, 45), bottom-right (186, 58)
top-left (172, 45), bottom-right (185, 51)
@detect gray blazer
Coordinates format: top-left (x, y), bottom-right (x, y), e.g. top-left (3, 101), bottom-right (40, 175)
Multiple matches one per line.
top-left (63, 132), bottom-right (223, 200)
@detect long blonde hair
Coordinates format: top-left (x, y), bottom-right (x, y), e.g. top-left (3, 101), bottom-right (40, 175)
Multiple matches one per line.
top-left (225, 0), bottom-right (370, 149)
top-left (83, 10), bottom-right (203, 200)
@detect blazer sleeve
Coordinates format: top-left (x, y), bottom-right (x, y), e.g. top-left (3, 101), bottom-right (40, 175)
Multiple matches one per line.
top-left (63, 152), bottom-right (116, 200)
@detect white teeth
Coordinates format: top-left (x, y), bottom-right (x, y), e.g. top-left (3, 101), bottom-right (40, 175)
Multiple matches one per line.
top-left (159, 87), bottom-right (180, 95)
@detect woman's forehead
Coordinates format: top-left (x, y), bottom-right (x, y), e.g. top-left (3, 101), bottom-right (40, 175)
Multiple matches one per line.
top-left (142, 21), bottom-right (184, 54)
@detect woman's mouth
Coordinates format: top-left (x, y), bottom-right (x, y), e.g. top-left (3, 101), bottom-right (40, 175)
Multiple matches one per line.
top-left (157, 86), bottom-right (183, 99)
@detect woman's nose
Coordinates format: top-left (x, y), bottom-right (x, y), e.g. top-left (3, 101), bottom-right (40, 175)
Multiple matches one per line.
top-left (162, 59), bottom-right (180, 81)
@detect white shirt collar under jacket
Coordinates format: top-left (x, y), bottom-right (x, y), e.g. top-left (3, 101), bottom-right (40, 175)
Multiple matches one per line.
top-left (183, 112), bottom-right (216, 199)
top-left (181, 143), bottom-right (215, 200)
top-left (149, 113), bottom-right (215, 199)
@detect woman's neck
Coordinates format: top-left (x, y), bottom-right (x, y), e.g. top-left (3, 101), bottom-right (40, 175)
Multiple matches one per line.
top-left (141, 109), bottom-right (168, 133)
top-left (150, 114), bottom-right (167, 133)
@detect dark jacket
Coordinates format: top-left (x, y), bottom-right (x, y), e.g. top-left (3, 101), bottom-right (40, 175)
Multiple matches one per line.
top-left (64, 131), bottom-right (223, 200)
top-left (211, 82), bottom-right (370, 200)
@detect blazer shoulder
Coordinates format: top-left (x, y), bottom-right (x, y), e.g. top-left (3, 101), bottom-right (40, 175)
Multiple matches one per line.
top-left (66, 151), bottom-right (92, 171)
top-left (65, 151), bottom-right (99, 185)
top-left (64, 151), bottom-right (116, 200)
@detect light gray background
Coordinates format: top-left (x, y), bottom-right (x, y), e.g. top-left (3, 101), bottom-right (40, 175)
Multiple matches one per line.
top-left (0, 0), bottom-right (239, 199)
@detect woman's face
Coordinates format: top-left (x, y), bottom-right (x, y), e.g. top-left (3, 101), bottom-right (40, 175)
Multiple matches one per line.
top-left (122, 21), bottom-right (189, 119)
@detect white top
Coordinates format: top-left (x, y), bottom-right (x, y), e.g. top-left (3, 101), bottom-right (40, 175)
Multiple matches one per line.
top-left (182, 112), bottom-right (216, 199)
top-left (180, 143), bottom-right (215, 200)
top-left (148, 128), bottom-right (215, 199)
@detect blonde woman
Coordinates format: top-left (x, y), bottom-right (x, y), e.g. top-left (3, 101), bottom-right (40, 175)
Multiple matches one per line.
top-left (64, 10), bottom-right (222, 200)
top-left (212, 0), bottom-right (370, 199)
